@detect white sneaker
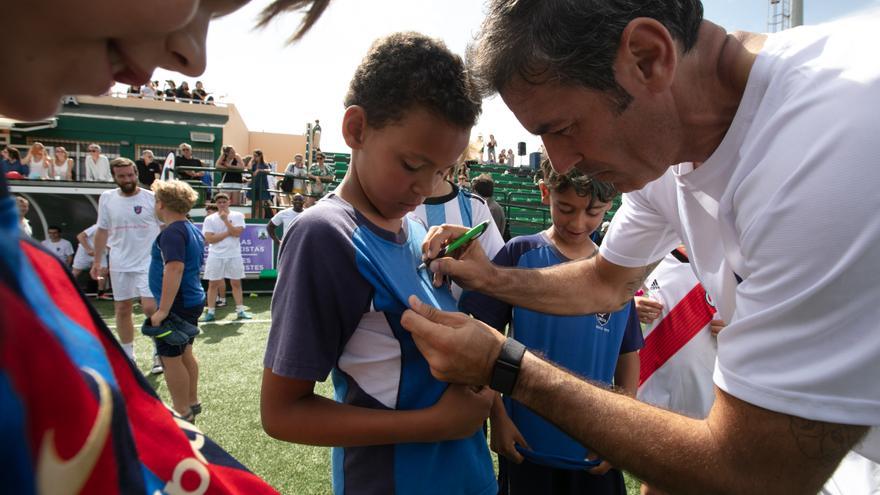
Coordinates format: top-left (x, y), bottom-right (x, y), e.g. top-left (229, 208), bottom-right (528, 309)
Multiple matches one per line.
top-left (150, 354), bottom-right (164, 375)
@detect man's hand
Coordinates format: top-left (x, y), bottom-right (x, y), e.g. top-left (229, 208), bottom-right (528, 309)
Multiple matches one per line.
top-left (709, 319), bottom-right (726, 337)
top-left (421, 224), bottom-right (497, 290)
top-left (401, 295), bottom-right (504, 386)
top-left (150, 309), bottom-right (168, 327)
top-left (429, 384), bottom-right (494, 440)
top-left (85, 248), bottom-right (95, 257)
top-left (89, 263), bottom-right (102, 281)
top-left (635, 296), bottom-right (664, 324)
top-left (490, 401), bottom-right (529, 463)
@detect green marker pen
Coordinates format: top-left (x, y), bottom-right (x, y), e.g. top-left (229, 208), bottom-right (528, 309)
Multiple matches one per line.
top-left (418, 220), bottom-right (490, 271)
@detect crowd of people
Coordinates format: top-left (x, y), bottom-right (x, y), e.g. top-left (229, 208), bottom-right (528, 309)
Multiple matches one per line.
top-left (3, 0), bottom-right (879, 494)
top-left (127, 79), bottom-right (214, 104)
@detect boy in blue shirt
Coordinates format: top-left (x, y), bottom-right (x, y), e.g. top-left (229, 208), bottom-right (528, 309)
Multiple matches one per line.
top-left (148, 180), bottom-right (206, 423)
top-left (261, 32), bottom-right (496, 495)
top-left (460, 159), bottom-right (643, 495)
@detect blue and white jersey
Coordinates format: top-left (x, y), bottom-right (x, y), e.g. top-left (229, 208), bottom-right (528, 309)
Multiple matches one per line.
top-left (411, 181), bottom-right (504, 260)
top-left (265, 194), bottom-right (496, 495)
top-left (460, 232), bottom-right (643, 470)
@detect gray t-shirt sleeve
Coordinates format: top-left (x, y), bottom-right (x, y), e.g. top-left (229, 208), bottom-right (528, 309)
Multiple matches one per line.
top-left (263, 205), bottom-right (374, 381)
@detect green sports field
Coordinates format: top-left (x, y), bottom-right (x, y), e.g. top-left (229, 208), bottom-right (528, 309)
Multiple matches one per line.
top-left (96, 296), bottom-right (641, 494)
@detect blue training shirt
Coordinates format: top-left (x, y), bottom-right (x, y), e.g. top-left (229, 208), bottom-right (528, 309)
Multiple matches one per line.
top-left (149, 220), bottom-right (206, 311)
top-left (460, 232), bottom-right (643, 470)
top-left (265, 194), bottom-right (496, 495)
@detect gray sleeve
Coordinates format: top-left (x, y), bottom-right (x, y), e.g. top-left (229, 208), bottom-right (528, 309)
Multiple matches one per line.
top-left (263, 208), bottom-right (373, 381)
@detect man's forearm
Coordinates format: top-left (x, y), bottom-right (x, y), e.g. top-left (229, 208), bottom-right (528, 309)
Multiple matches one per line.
top-left (92, 229), bottom-right (108, 265)
top-left (511, 352), bottom-right (865, 494)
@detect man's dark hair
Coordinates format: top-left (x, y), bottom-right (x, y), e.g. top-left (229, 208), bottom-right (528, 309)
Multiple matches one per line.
top-left (344, 32), bottom-right (482, 130)
top-left (469, 0), bottom-right (703, 112)
top-left (471, 173), bottom-right (495, 198)
top-left (48, 225), bottom-right (61, 233)
top-left (541, 158), bottom-right (617, 209)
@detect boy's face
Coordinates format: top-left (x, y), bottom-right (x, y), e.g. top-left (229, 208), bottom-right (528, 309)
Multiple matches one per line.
top-left (215, 197), bottom-right (230, 213)
top-left (541, 183), bottom-right (611, 246)
top-left (48, 229), bottom-right (61, 241)
top-left (345, 106), bottom-right (470, 220)
top-left (3, 0), bottom-right (247, 120)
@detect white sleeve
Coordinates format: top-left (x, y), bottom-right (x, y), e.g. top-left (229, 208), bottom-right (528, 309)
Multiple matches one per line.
top-left (269, 210), bottom-right (285, 226)
top-left (232, 212), bottom-right (246, 228)
top-left (96, 192), bottom-right (112, 230)
top-left (201, 216), bottom-right (213, 234)
top-left (63, 241), bottom-right (75, 256)
top-left (471, 198), bottom-right (504, 259)
top-left (599, 171), bottom-right (680, 268)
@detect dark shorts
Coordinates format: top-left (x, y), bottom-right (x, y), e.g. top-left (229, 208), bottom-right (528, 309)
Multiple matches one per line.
top-left (498, 457), bottom-right (626, 495)
top-left (154, 305), bottom-right (203, 358)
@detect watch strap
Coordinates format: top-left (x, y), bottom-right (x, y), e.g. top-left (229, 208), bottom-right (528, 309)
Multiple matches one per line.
top-left (489, 338), bottom-right (526, 395)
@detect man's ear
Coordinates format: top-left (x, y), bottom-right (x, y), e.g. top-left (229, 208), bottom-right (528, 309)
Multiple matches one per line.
top-left (342, 106), bottom-right (367, 150)
top-left (614, 17), bottom-right (678, 95)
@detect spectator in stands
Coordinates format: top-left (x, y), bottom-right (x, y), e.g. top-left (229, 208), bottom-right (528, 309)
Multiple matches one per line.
top-left (192, 81), bottom-right (208, 103)
top-left (0, 147), bottom-right (10, 173)
top-left (249, 149), bottom-right (272, 218)
top-left (267, 193), bottom-right (304, 244)
top-left (4, 147), bottom-right (25, 177)
top-left (85, 143), bottom-right (112, 182)
top-left (135, 149), bottom-right (161, 188)
top-left (280, 153), bottom-right (307, 205)
top-left (140, 80), bottom-right (159, 99)
top-left (307, 151), bottom-right (333, 199)
top-left (164, 80), bottom-right (177, 101)
top-left (216, 145), bottom-right (245, 205)
top-left (471, 173), bottom-right (506, 239)
top-left (487, 133), bottom-right (497, 163)
top-left (22, 142), bottom-right (50, 180)
top-left (176, 81), bottom-right (193, 101)
top-left (127, 85), bottom-right (141, 97)
top-left (41, 225), bottom-right (74, 266)
top-left (201, 193), bottom-right (251, 321)
top-left (498, 151), bottom-right (507, 166)
top-left (149, 179), bottom-right (205, 422)
top-left (506, 148), bottom-right (515, 167)
top-left (73, 223), bottom-right (110, 299)
top-left (175, 142), bottom-right (205, 180)
top-left (51, 146), bottom-right (73, 180)
top-left (16, 195), bottom-right (31, 236)
top-left (457, 173), bottom-right (471, 189)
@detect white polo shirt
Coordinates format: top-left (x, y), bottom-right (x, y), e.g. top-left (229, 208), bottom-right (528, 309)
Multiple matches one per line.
top-left (601, 13), bottom-right (880, 460)
top-left (96, 188), bottom-right (160, 272)
top-left (202, 211), bottom-right (245, 259)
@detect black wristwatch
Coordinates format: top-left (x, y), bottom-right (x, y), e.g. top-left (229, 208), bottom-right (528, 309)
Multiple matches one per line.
top-left (489, 338), bottom-right (526, 395)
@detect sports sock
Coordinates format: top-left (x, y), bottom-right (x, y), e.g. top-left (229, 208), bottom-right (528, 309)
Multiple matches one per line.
top-left (122, 342), bottom-right (134, 360)
top-left (236, 305), bottom-right (246, 313)
top-left (206, 308), bottom-right (215, 315)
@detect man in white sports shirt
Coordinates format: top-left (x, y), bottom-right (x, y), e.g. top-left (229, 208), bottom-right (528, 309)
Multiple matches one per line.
top-left (266, 193), bottom-right (304, 244)
top-left (400, 2), bottom-right (880, 493)
top-left (72, 223), bottom-right (110, 299)
top-left (202, 193), bottom-right (252, 321)
top-left (91, 158), bottom-right (161, 368)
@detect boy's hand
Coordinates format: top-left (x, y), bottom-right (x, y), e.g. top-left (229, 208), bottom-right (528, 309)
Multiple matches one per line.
top-left (421, 224), bottom-right (495, 290)
top-left (490, 402), bottom-right (529, 463)
top-left (430, 384), bottom-right (494, 440)
top-left (709, 319), bottom-right (726, 337)
top-left (586, 453), bottom-right (614, 475)
top-left (635, 296), bottom-right (663, 324)
top-left (150, 309), bottom-right (168, 327)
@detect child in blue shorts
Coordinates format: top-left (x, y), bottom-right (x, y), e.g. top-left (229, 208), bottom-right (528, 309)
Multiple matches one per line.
top-left (148, 179), bottom-right (206, 423)
top-left (261, 32), bottom-right (497, 495)
top-left (461, 159), bottom-right (644, 495)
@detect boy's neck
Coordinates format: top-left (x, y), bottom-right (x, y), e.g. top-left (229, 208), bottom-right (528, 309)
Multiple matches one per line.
top-left (161, 212), bottom-right (188, 224)
top-left (544, 228), bottom-right (597, 261)
top-left (336, 170), bottom-right (403, 233)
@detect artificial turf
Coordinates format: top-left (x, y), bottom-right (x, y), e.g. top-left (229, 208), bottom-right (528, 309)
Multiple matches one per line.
top-left (96, 296), bottom-right (641, 494)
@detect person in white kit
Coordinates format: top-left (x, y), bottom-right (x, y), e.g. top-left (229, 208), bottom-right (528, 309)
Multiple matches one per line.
top-left (72, 223), bottom-right (110, 299)
top-left (266, 193), bottom-right (304, 244)
top-left (91, 158), bottom-right (160, 365)
top-left (400, 3), bottom-right (880, 493)
top-left (202, 192), bottom-right (252, 321)
top-left (41, 225), bottom-right (74, 266)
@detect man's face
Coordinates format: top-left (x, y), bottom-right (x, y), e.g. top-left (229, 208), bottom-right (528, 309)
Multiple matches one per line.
top-left (501, 80), bottom-right (680, 193)
top-left (294, 156), bottom-right (304, 167)
top-left (215, 197), bottom-right (230, 213)
top-left (112, 165), bottom-right (139, 194)
top-left (350, 106), bottom-right (469, 221)
top-left (48, 228), bottom-right (61, 241)
top-left (142, 152), bottom-right (153, 163)
top-left (182, 147), bottom-right (192, 158)
top-left (16, 198), bottom-right (28, 216)
top-left (1, 0), bottom-right (248, 120)
top-left (541, 183), bottom-right (611, 246)
top-left (292, 198), bottom-right (304, 211)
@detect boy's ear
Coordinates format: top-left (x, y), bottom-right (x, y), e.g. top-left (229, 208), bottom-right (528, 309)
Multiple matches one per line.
top-left (538, 181), bottom-right (551, 205)
top-left (342, 106), bottom-right (367, 150)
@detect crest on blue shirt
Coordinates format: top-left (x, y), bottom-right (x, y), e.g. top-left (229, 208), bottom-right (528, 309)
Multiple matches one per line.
top-left (596, 313), bottom-right (610, 326)
top-left (134, 205), bottom-right (143, 215)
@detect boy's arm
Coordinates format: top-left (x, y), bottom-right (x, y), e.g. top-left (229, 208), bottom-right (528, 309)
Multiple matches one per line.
top-left (151, 261), bottom-right (183, 326)
top-left (260, 370), bottom-right (493, 446)
top-left (614, 352), bottom-right (640, 398)
top-left (488, 392), bottom-right (528, 463)
top-left (76, 230), bottom-right (93, 254)
top-left (225, 214), bottom-right (245, 237)
top-left (89, 227), bottom-right (109, 280)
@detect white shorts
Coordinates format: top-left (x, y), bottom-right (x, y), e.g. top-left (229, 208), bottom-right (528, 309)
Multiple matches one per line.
top-left (72, 248), bottom-right (108, 271)
top-left (110, 271), bottom-right (152, 301)
top-left (204, 256), bottom-right (245, 281)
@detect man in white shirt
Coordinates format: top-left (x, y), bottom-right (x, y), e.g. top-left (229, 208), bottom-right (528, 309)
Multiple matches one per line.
top-left (41, 225), bottom-right (74, 266)
top-left (400, 3), bottom-right (880, 494)
top-left (72, 223), bottom-right (110, 299)
top-left (267, 193), bottom-right (304, 244)
top-left (91, 158), bottom-right (160, 364)
top-left (84, 143), bottom-right (112, 182)
top-left (202, 193), bottom-right (251, 321)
